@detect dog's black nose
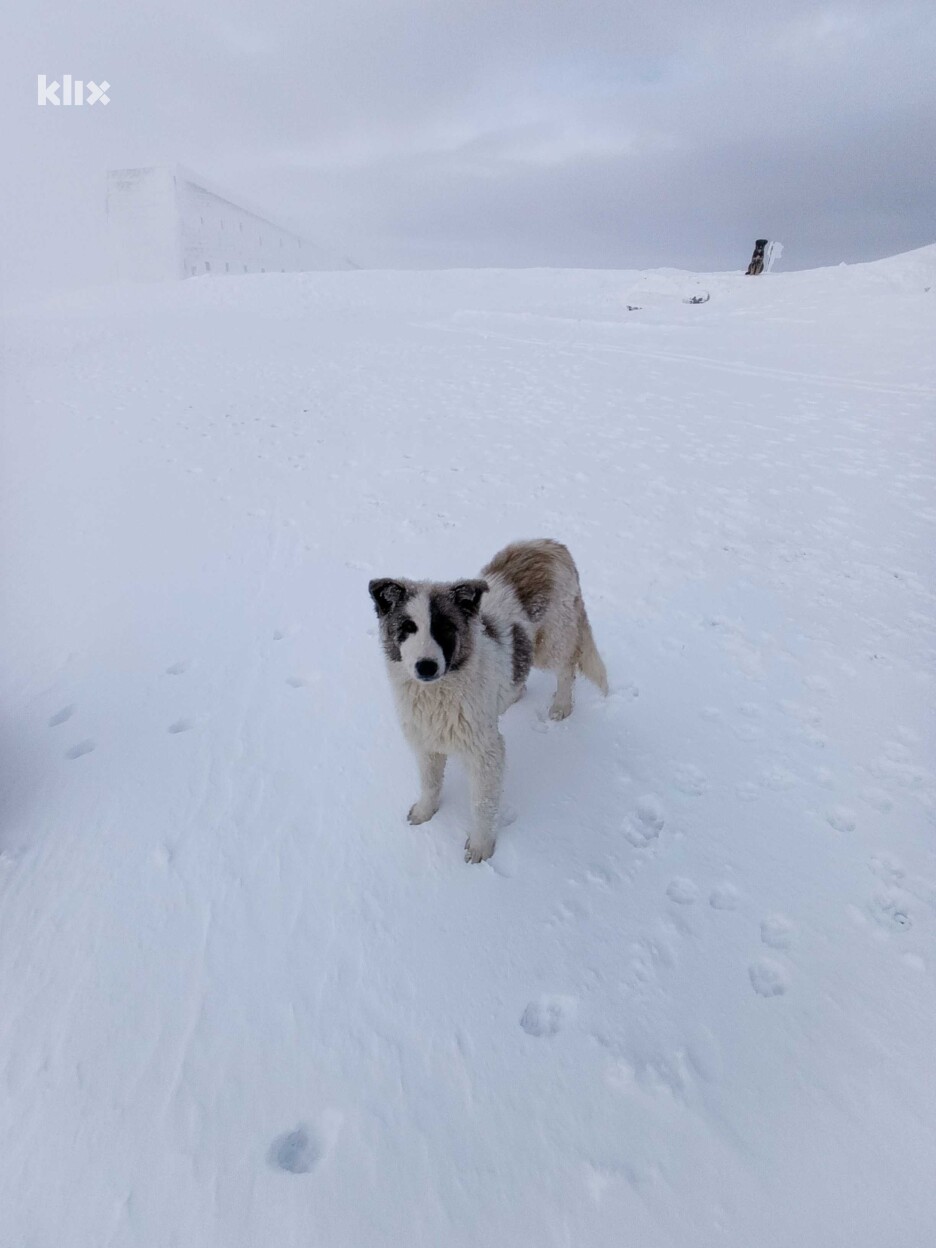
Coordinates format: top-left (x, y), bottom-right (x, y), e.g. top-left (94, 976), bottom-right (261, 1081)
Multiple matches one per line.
top-left (415, 659), bottom-right (439, 680)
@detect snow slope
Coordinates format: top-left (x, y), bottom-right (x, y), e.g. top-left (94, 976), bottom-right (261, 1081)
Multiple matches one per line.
top-left (1, 249), bottom-right (935, 1248)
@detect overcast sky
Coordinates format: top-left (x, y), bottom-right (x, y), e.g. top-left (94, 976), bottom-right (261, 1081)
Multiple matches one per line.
top-left (3, 1), bottom-right (934, 294)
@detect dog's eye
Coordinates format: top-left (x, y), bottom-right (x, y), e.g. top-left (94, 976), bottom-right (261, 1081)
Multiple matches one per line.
top-left (398, 619), bottom-right (417, 639)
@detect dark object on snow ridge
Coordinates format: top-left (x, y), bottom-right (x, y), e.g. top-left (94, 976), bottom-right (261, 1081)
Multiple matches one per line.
top-left (746, 239), bottom-right (768, 275)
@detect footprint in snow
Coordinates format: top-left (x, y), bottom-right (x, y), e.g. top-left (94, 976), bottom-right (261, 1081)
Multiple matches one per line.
top-left (624, 796), bottom-right (665, 848)
top-left (673, 764), bottom-right (708, 796)
top-left (520, 995), bottom-right (576, 1038)
top-left (666, 878), bottom-right (699, 904)
top-left (862, 788), bottom-right (894, 813)
top-left (165, 661), bottom-right (189, 676)
top-left (760, 915), bottom-right (795, 948)
top-left (867, 893), bottom-right (911, 931)
top-left (635, 794), bottom-right (665, 831)
top-left (168, 719), bottom-right (194, 734)
top-left (66, 739), bottom-right (95, 760)
top-left (268, 1124), bottom-right (320, 1174)
top-left (758, 764), bottom-right (797, 792)
top-left (749, 959), bottom-right (789, 997)
top-left (826, 806), bottom-right (857, 833)
top-left (49, 705), bottom-right (76, 728)
top-left (709, 883), bottom-right (740, 910)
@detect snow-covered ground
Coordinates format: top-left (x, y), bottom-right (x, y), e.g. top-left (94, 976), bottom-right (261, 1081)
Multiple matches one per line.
top-left (2, 249), bottom-right (934, 1247)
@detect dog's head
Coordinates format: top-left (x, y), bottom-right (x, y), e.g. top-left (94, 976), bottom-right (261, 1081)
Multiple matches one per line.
top-left (368, 577), bottom-right (488, 683)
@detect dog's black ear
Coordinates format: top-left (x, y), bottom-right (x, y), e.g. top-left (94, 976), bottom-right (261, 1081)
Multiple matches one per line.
top-left (369, 578), bottom-right (406, 616)
top-left (451, 580), bottom-right (489, 617)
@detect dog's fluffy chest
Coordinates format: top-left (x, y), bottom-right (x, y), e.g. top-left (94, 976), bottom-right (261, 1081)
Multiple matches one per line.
top-left (391, 641), bottom-right (507, 754)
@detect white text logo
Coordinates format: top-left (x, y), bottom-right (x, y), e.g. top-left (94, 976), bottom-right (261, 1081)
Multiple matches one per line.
top-left (38, 75), bottom-right (110, 106)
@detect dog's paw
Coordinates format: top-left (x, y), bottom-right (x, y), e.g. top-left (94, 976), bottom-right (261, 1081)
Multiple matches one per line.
top-left (548, 701), bottom-right (572, 721)
top-left (464, 837), bottom-right (495, 864)
top-left (407, 801), bottom-right (439, 826)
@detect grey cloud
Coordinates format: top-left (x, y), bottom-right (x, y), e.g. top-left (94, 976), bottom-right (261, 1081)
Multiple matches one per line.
top-left (2, 0), bottom-right (933, 295)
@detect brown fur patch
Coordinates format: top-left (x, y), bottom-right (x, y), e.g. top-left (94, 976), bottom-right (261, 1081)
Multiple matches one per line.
top-left (482, 539), bottom-right (575, 622)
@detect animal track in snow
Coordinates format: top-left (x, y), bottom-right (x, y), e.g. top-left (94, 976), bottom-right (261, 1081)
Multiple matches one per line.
top-left (623, 819), bottom-right (657, 848)
top-left (666, 878), bottom-right (699, 904)
top-left (749, 958), bottom-right (789, 997)
top-left (673, 764), bottom-right (708, 796)
top-left (168, 719), bottom-right (194, 734)
top-left (780, 699), bottom-right (823, 727)
top-left (709, 883), bottom-right (740, 910)
top-left (869, 855), bottom-right (905, 886)
top-left (66, 740), bottom-right (95, 759)
top-left (760, 915), bottom-right (795, 948)
top-left (268, 1124), bottom-right (320, 1174)
top-left (550, 898), bottom-right (587, 926)
top-left (165, 661), bottom-right (189, 676)
top-left (285, 676), bottom-right (309, 688)
top-left (635, 794), bottom-right (665, 831)
top-left (627, 934), bottom-right (677, 982)
top-left (520, 995), bottom-right (576, 1037)
top-left (826, 806), bottom-right (857, 832)
top-left (49, 704), bottom-right (76, 727)
top-left (867, 893), bottom-right (911, 930)
top-left (623, 795), bottom-right (665, 848)
top-left (758, 764), bottom-right (797, 792)
top-left (862, 787), bottom-right (894, 812)
top-left (586, 864), bottom-right (614, 887)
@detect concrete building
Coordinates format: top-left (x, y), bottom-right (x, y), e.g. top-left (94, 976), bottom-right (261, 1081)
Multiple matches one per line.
top-left (106, 165), bottom-right (351, 282)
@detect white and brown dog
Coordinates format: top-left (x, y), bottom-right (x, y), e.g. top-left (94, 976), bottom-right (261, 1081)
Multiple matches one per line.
top-left (369, 539), bottom-right (608, 863)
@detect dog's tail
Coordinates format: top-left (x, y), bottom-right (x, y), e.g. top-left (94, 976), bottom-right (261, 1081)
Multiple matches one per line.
top-left (576, 602), bottom-right (609, 694)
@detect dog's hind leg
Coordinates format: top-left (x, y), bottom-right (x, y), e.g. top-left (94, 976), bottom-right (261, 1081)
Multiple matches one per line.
top-left (464, 732), bottom-right (505, 863)
top-left (548, 597), bottom-right (606, 719)
top-left (408, 751), bottom-right (446, 825)
top-left (549, 662), bottom-right (576, 721)
top-left (548, 619), bottom-right (579, 720)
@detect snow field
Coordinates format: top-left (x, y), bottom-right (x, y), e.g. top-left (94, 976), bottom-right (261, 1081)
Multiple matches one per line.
top-left (1, 250), bottom-right (934, 1246)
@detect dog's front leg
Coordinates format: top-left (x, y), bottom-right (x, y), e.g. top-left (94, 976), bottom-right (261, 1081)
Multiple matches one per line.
top-left (408, 750), bottom-right (446, 825)
top-left (464, 731), bottom-right (505, 863)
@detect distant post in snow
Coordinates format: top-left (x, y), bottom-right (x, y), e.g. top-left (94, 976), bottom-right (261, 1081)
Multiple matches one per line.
top-left (745, 239), bottom-right (768, 275)
top-left (764, 241), bottom-right (783, 272)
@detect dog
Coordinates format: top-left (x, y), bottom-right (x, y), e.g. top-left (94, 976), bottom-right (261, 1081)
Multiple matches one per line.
top-left (369, 539), bottom-right (608, 863)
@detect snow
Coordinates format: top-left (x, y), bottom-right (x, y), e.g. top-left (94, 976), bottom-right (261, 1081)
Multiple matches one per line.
top-left (2, 248), bottom-right (935, 1247)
